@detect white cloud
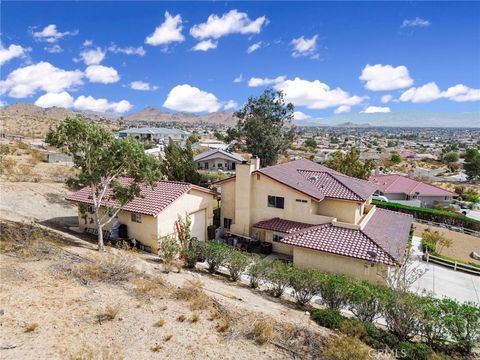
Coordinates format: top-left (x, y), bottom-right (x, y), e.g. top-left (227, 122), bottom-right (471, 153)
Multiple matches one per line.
top-left (401, 17), bottom-right (431, 28)
top-left (247, 41), bottom-right (262, 54)
top-left (83, 40), bottom-right (93, 47)
top-left (291, 35), bottom-right (318, 58)
top-left (0, 62), bottom-right (83, 98)
top-left (163, 84), bottom-right (221, 113)
top-left (275, 77), bottom-right (364, 110)
top-left (44, 44), bottom-right (63, 53)
top-left (85, 65), bottom-right (119, 84)
top-left (361, 106), bottom-right (391, 113)
top-left (79, 47), bottom-right (106, 65)
top-left (190, 9), bottom-right (267, 40)
top-left (334, 105), bottom-right (351, 114)
top-left (400, 82), bottom-right (480, 103)
top-left (0, 44), bottom-right (30, 65)
top-left (233, 74), bottom-right (244, 83)
top-left (360, 64), bottom-right (413, 91)
top-left (35, 91), bottom-right (74, 108)
top-left (381, 94), bottom-right (393, 103)
top-left (0, 100), bottom-right (7, 107)
top-left (32, 24), bottom-right (78, 43)
top-left (248, 75), bottom-right (286, 87)
top-left (145, 11), bottom-right (185, 46)
top-left (73, 95), bottom-right (132, 113)
top-left (108, 44), bottom-right (146, 56)
top-left (223, 100), bottom-right (238, 110)
top-left (192, 39), bottom-right (218, 51)
top-left (293, 111), bottom-right (311, 120)
top-left (128, 81), bottom-right (158, 91)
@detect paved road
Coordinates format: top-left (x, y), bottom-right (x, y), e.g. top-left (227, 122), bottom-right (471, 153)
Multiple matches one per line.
top-left (410, 236), bottom-right (480, 304)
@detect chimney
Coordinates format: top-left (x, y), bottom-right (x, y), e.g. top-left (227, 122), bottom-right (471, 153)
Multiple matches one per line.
top-left (251, 155), bottom-right (260, 171)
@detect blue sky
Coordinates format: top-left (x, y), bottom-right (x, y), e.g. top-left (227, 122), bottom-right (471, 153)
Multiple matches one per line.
top-left (1, 1), bottom-right (479, 120)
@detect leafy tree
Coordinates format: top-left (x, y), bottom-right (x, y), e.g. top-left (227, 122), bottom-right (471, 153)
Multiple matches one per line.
top-left (204, 240), bottom-right (230, 273)
top-left (390, 153), bottom-right (402, 164)
top-left (186, 133), bottom-right (200, 145)
top-left (304, 137), bottom-right (317, 149)
top-left (213, 130), bottom-right (225, 141)
top-left (464, 148), bottom-right (480, 181)
top-left (46, 117), bottom-right (162, 251)
top-left (161, 138), bottom-right (200, 184)
top-left (224, 127), bottom-right (240, 144)
top-left (234, 89), bottom-right (296, 167)
top-left (317, 273), bottom-right (352, 311)
top-left (421, 229), bottom-right (452, 254)
top-left (418, 296), bottom-right (447, 348)
top-left (346, 281), bottom-right (388, 322)
top-left (323, 148), bottom-right (375, 180)
top-left (263, 260), bottom-right (293, 297)
top-left (225, 250), bottom-right (251, 281)
top-left (288, 267), bottom-right (323, 306)
top-left (442, 151), bottom-right (459, 164)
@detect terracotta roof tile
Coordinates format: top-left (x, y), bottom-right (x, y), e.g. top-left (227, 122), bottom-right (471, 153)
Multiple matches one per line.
top-left (253, 217), bottom-right (314, 234)
top-left (370, 174), bottom-right (456, 197)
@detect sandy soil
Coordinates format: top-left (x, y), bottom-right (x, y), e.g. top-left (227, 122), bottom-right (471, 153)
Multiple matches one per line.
top-left (413, 222), bottom-right (480, 265)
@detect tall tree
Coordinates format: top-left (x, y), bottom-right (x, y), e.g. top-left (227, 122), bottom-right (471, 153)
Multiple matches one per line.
top-left (464, 148), bottom-right (480, 181)
top-left (46, 117), bottom-right (162, 250)
top-left (233, 89), bottom-right (296, 167)
top-left (161, 138), bottom-right (200, 184)
top-left (323, 148), bottom-right (375, 180)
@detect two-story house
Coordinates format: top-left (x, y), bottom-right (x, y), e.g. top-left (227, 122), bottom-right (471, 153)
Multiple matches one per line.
top-left (217, 157), bottom-right (413, 283)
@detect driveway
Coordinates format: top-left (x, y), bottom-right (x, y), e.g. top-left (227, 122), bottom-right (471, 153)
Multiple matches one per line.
top-left (410, 236), bottom-right (480, 304)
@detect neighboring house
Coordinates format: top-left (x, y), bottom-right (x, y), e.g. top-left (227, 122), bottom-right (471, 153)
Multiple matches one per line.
top-left (66, 180), bottom-right (215, 252)
top-left (116, 127), bottom-right (190, 144)
top-left (194, 148), bottom-right (245, 172)
top-left (217, 158), bottom-right (413, 284)
top-left (370, 174), bottom-right (456, 208)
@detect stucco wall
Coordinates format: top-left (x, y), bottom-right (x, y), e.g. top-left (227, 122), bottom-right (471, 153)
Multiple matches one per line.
top-left (316, 198), bottom-right (362, 224)
top-left (220, 180), bottom-right (236, 228)
top-left (293, 247), bottom-right (387, 284)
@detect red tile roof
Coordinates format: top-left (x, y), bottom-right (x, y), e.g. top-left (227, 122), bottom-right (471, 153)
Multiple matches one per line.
top-left (256, 159), bottom-right (377, 202)
top-left (66, 179), bottom-right (213, 216)
top-left (370, 174), bottom-right (456, 197)
top-left (253, 217), bottom-right (314, 234)
top-left (280, 208), bottom-right (413, 265)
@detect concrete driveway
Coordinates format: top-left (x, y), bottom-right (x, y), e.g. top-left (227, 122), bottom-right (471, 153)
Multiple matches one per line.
top-left (410, 236), bottom-right (480, 304)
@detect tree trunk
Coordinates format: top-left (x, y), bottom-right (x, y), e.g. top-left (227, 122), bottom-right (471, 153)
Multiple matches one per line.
top-left (97, 225), bottom-right (105, 251)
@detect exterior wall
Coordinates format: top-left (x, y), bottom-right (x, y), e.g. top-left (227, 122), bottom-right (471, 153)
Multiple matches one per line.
top-left (220, 180), bottom-right (236, 229)
top-left (293, 247), bottom-right (387, 284)
top-left (253, 229), bottom-right (293, 255)
top-left (419, 195), bottom-right (452, 208)
top-left (382, 193), bottom-right (407, 201)
top-left (196, 156), bottom-right (240, 171)
top-left (316, 198), bottom-right (362, 224)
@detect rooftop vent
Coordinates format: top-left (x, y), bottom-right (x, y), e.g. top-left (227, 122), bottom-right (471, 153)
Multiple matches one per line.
top-left (308, 175), bottom-right (319, 182)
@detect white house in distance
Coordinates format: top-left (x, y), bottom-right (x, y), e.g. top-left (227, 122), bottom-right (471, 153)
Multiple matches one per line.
top-left (194, 148), bottom-right (245, 172)
top-left (116, 127), bottom-right (190, 145)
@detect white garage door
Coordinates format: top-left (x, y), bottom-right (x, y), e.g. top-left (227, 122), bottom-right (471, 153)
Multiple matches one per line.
top-left (190, 209), bottom-right (206, 241)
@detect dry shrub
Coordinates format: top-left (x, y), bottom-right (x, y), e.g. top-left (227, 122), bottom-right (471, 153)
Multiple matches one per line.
top-left (177, 314), bottom-right (187, 322)
top-left (164, 334), bottom-right (173, 342)
top-left (174, 279), bottom-right (212, 311)
top-left (73, 254), bottom-right (134, 284)
top-left (251, 318), bottom-right (275, 345)
top-left (151, 344), bottom-right (163, 352)
top-left (1, 157), bottom-right (16, 174)
top-left (216, 318), bottom-right (231, 333)
top-left (323, 336), bottom-right (370, 360)
top-left (97, 304), bottom-right (121, 323)
top-left (132, 275), bottom-right (164, 299)
top-left (24, 322), bottom-right (39, 333)
top-left (18, 164), bottom-right (33, 177)
top-left (154, 319), bottom-right (165, 327)
top-left (68, 343), bottom-right (123, 360)
top-left (191, 313), bottom-right (200, 323)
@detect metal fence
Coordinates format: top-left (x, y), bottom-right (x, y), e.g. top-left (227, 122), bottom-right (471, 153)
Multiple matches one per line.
top-left (415, 219), bottom-right (480, 237)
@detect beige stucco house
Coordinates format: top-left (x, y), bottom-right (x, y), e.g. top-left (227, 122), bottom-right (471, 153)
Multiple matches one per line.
top-left (67, 180), bottom-right (215, 252)
top-left (194, 148), bottom-right (245, 172)
top-left (217, 158), bottom-right (413, 284)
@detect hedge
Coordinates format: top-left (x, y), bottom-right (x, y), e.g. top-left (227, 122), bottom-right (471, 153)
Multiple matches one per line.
top-left (372, 200), bottom-right (480, 231)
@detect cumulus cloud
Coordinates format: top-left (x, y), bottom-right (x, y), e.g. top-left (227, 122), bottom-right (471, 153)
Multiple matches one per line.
top-left (0, 43), bottom-right (30, 65)
top-left (248, 75), bottom-right (286, 87)
top-left (275, 77), bottom-right (364, 111)
top-left (360, 64), bottom-right (413, 91)
top-left (361, 106), bottom-right (391, 113)
top-left (0, 62), bottom-right (83, 98)
top-left (334, 105), bottom-right (351, 114)
top-left (85, 65), bottom-right (120, 84)
top-left (0, 100), bottom-right (6, 107)
top-left (190, 9), bottom-right (267, 40)
top-left (79, 47), bottom-right (106, 65)
top-left (35, 91), bottom-right (74, 108)
top-left (128, 81), bottom-right (158, 91)
top-left (145, 12), bottom-right (184, 46)
top-left (291, 35), bottom-right (318, 58)
top-left (163, 84), bottom-right (221, 113)
top-left (233, 74), bottom-right (244, 83)
top-left (381, 94), bottom-right (393, 103)
top-left (73, 95), bottom-right (132, 113)
top-left (293, 111), bottom-right (311, 120)
top-left (401, 17), bottom-right (431, 28)
top-left (247, 41), bottom-right (262, 54)
top-left (44, 44), bottom-right (63, 53)
top-left (400, 82), bottom-right (480, 103)
top-left (192, 39), bottom-right (218, 51)
top-left (108, 44), bottom-right (146, 56)
top-left (32, 24), bottom-right (78, 43)
top-left (223, 100), bottom-right (238, 110)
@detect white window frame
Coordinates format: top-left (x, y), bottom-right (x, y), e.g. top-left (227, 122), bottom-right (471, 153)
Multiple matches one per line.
top-left (131, 213), bottom-right (142, 223)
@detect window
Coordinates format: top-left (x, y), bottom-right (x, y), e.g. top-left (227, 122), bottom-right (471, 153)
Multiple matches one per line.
top-left (87, 205), bottom-right (94, 213)
top-left (296, 199), bottom-right (307, 203)
top-left (223, 218), bottom-right (232, 229)
top-left (204, 162), bottom-right (209, 170)
top-left (272, 233), bottom-right (284, 242)
top-left (131, 213), bottom-right (142, 223)
top-left (218, 163), bottom-right (223, 168)
top-left (268, 195), bottom-right (284, 209)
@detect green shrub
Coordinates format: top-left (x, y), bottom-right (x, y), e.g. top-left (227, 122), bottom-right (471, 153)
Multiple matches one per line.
top-left (318, 273), bottom-right (352, 311)
top-left (362, 321), bottom-right (400, 350)
top-left (311, 308), bottom-right (344, 329)
top-left (346, 280), bottom-right (388, 322)
top-left (204, 240), bottom-right (230, 274)
top-left (263, 261), bottom-right (292, 298)
top-left (338, 318), bottom-right (365, 338)
top-left (225, 250), bottom-right (251, 281)
top-left (158, 236), bottom-right (180, 273)
top-left (397, 342), bottom-right (433, 360)
top-left (288, 267), bottom-right (322, 306)
top-left (418, 297), bottom-right (447, 349)
top-left (182, 240), bottom-right (205, 268)
top-left (323, 336), bottom-right (370, 360)
top-left (247, 254), bottom-right (270, 289)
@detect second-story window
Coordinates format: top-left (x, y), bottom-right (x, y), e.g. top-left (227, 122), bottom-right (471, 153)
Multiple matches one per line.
top-left (131, 213), bottom-right (142, 223)
top-left (268, 195), bottom-right (284, 209)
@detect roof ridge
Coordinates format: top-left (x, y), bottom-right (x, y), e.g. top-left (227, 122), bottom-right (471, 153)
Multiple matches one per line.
top-left (359, 227), bottom-right (398, 265)
top-left (298, 169), bottom-right (364, 201)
